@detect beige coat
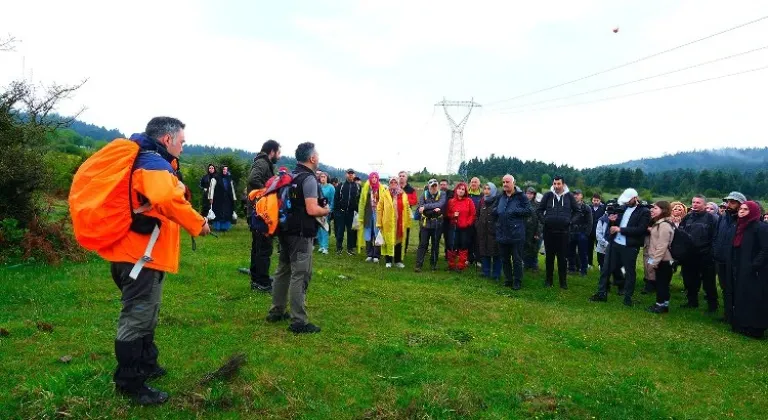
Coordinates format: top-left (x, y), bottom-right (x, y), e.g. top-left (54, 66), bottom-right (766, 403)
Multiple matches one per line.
top-left (646, 218), bottom-right (674, 281)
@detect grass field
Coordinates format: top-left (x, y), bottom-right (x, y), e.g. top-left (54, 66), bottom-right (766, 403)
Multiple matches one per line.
top-left (1, 223), bottom-right (767, 419)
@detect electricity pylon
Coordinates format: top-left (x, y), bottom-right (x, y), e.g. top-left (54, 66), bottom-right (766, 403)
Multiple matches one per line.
top-left (434, 98), bottom-right (481, 178)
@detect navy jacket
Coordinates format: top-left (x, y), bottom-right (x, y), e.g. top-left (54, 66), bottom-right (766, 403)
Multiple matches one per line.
top-left (590, 203), bottom-right (606, 236)
top-left (679, 210), bottom-right (718, 256)
top-left (713, 211), bottom-right (738, 263)
top-left (494, 187), bottom-right (532, 244)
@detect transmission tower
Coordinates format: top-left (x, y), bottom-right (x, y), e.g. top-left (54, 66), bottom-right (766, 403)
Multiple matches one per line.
top-left (434, 98), bottom-right (481, 177)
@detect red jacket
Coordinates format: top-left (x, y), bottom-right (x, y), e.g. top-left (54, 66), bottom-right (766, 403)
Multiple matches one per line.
top-left (403, 184), bottom-right (418, 206)
top-left (447, 183), bottom-right (476, 229)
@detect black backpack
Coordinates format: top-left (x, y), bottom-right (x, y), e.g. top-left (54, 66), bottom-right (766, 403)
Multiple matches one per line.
top-left (664, 221), bottom-right (695, 262)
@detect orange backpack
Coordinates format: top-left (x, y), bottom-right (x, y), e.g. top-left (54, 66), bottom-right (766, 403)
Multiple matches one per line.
top-left (69, 139), bottom-right (141, 252)
top-left (247, 167), bottom-right (297, 237)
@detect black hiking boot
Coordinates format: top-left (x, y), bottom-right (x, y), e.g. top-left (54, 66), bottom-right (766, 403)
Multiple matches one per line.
top-left (589, 293), bottom-right (607, 302)
top-left (116, 385), bottom-right (169, 406)
top-left (251, 282), bottom-right (273, 293)
top-left (266, 312), bottom-right (291, 323)
top-left (288, 323), bottom-right (321, 334)
top-left (647, 304), bottom-right (669, 314)
top-left (512, 280), bottom-right (522, 290)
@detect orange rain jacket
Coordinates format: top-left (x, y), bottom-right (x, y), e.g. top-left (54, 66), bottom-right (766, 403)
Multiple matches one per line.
top-left (98, 133), bottom-right (205, 273)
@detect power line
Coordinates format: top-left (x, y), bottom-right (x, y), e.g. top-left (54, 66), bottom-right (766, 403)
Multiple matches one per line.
top-left (492, 45), bottom-right (768, 112)
top-left (497, 65), bottom-right (768, 116)
top-left (485, 15), bottom-right (768, 107)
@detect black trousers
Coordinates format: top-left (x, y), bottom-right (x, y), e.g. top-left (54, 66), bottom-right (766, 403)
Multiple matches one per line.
top-left (597, 243), bottom-right (640, 300)
top-left (717, 262), bottom-right (732, 321)
top-left (682, 255), bottom-right (718, 307)
top-left (543, 229), bottom-right (569, 284)
top-left (416, 226), bottom-right (442, 269)
top-left (250, 231), bottom-right (273, 286)
top-left (499, 242), bottom-right (524, 285)
top-left (385, 243), bottom-right (404, 264)
top-left (597, 252), bottom-right (625, 286)
top-left (655, 261), bottom-right (673, 304)
top-left (333, 210), bottom-right (357, 252)
top-left (446, 226), bottom-right (471, 251)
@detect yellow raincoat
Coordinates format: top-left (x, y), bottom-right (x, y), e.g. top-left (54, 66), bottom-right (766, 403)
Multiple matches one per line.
top-left (357, 181), bottom-right (389, 255)
top-left (376, 190), bottom-right (411, 258)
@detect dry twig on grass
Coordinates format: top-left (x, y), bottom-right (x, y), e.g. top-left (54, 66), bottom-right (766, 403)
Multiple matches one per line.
top-left (199, 353), bottom-right (247, 385)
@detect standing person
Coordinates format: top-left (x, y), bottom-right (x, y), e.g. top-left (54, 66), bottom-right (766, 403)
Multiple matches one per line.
top-left (670, 202), bottom-right (687, 227)
top-left (567, 189), bottom-right (592, 276)
top-left (357, 172), bottom-right (386, 263)
top-left (247, 140), bottom-right (281, 292)
top-left (199, 164), bottom-right (216, 215)
top-left (317, 172), bottom-right (335, 255)
top-left (439, 179), bottom-right (454, 259)
top-left (334, 169), bottom-right (360, 255)
top-left (678, 195), bottom-right (719, 312)
top-left (588, 193), bottom-right (606, 269)
top-left (589, 189), bottom-right (651, 305)
top-left (267, 142), bottom-right (329, 334)
top-left (379, 177), bottom-right (411, 268)
top-left (727, 201), bottom-right (768, 338)
top-left (536, 176), bottom-right (578, 289)
top-left (706, 202), bottom-right (721, 219)
top-left (495, 175), bottom-right (532, 289)
top-left (476, 182), bottom-right (501, 280)
top-left (446, 182), bottom-right (477, 272)
top-left (101, 117), bottom-right (210, 404)
top-left (595, 207), bottom-right (626, 288)
top-left (467, 177), bottom-right (483, 265)
top-left (398, 171), bottom-right (418, 252)
top-left (208, 166), bottom-right (237, 232)
top-left (523, 187), bottom-right (542, 272)
top-left (414, 179), bottom-right (447, 272)
top-left (646, 201), bottom-right (675, 314)
top-left (714, 192), bottom-right (746, 322)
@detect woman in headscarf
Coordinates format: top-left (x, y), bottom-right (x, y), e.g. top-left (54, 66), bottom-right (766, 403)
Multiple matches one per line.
top-left (199, 164), bottom-right (216, 215)
top-left (377, 177), bottom-right (411, 268)
top-left (646, 201), bottom-right (675, 314)
top-left (317, 172), bottom-right (336, 254)
top-left (358, 172), bottom-right (387, 262)
top-left (670, 201), bottom-right (687, 227)
top-left (208, 165), bottom-right (237, 232)
top-left (446, 181), bottom-right (477, 272)
top-left (726, 200), bottom-right (768, 338)
top-left (475, 182), bottom-right (501, 280)
top-left (706, 202), bottom-right (720, 220)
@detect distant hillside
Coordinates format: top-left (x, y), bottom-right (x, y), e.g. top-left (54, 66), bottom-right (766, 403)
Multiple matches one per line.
top-left (608, 148), bottom-right (768, 173)
top-left (18, 112), bottom-right (124, 141)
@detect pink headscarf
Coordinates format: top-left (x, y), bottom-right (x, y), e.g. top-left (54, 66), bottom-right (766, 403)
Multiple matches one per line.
top-left (368, 172), bottom-right (380, 191)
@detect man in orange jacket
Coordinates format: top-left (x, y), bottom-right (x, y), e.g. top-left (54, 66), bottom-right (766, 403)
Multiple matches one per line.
top-left (100, 117), bottom-right (210, 405)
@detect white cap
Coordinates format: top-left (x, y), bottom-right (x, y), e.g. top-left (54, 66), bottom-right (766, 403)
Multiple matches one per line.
top-left (618, 188), bottom-right (639, 205)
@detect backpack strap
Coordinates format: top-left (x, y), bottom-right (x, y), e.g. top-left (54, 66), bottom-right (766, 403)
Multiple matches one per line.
top-left (127, 149), bottom-right (162, 280)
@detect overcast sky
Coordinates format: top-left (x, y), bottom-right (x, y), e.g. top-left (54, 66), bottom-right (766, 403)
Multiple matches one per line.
top-left (2, 0), bottom-right (767, 175)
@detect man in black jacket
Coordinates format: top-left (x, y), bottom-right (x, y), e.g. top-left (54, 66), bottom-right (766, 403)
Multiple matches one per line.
top-left (537, 176), bottom-right (578, 289)
top-left (590, 188), bottom-right (651, 306)
top-left (568, 190), bottom-right (592, 276)
top-left (247, 140), bottom-right (281, 292)
top-left (588, 193), bottom-right (605, 268)
top-left (679, 194), bottom-right (719, 312)
top-left (334, 169), bottom-right (361, 255)
top-left (713, 191), bottom-right (745, 322)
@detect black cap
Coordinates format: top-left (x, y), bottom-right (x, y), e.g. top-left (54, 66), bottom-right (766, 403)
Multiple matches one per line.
top-left (573, 189), bottom-right (583, 194)
top-left (346, 169), bottom-right (355, 174)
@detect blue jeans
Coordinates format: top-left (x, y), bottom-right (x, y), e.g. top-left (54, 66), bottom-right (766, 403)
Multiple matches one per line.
top-left (481, 256), bottom-right (502, 279)
top-left (317, 227), bottom-right (329, 250)
top-left (212, 220), bottom-right (232, 232)
top-left (568, 232), bottom-right (588, 274)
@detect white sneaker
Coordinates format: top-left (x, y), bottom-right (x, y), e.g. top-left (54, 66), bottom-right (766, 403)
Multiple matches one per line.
top-left (373, 258), bottom-right (380, 263)
top-left (321, 249), bottom-right (328, 255)
top-left (365, 257), bottom-right (373, 262)
top-left (588, 264), bottom-right (593, 270)
top-left (385, 263), bottom-right (392, 268)
top-left (476, 262), bottom-right (482, 268)
top-left (396, 263), bottom-right (405, 269)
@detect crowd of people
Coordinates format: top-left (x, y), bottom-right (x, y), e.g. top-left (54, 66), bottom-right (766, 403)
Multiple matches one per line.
top-left (85, 122), bottom-right (767, 406)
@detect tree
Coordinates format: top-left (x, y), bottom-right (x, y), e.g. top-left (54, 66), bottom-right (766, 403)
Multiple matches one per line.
top-left (540, 174), bottom-right (552, 189)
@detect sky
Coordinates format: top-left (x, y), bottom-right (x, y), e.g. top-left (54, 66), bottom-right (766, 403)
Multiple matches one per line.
top-left (1, 0), bottom-right (767, 176)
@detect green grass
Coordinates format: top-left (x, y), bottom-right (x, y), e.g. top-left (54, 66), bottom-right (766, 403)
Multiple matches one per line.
top-left (1, 223), bottom-right (767, 419)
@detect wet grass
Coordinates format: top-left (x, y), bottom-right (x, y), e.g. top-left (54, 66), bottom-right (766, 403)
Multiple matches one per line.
top-left (1, 223), bottom-right (767, 419)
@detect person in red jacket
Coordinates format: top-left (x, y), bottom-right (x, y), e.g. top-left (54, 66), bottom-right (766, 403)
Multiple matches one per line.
top-left (447, 182), bottom-right (477, 271)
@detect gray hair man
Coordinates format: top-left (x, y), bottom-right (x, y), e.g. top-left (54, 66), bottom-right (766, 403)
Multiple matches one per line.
top-left (495, 175), bottom-right (532, 289)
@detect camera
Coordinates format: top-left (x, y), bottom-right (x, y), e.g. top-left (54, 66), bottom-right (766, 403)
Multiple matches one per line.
top-left (318, 197), bottom-right (329, 208)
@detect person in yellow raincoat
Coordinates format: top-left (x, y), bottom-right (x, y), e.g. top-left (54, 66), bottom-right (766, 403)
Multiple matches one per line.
top-left (377, 177), bottom-right (411, 268)
top-left (357, 172), bottom-right (387, 262)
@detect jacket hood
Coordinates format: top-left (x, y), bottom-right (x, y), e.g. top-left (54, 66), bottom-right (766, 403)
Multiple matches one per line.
top-left (502, 185), bottom-right (523, 196)
top-left (129, 133), bottom-right (176, 164)
top-left (453, 182), bottom-right (469, 199)
top-left (550, 184), bottom-right (570, 197)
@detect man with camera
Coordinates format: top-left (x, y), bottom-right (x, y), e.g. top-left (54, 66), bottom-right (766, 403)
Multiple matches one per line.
top-left (590, 188), bottom-right (651, 306)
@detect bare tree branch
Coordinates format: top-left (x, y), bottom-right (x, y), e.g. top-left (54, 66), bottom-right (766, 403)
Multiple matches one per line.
top-left (22, 78), bottom-right (89, 131)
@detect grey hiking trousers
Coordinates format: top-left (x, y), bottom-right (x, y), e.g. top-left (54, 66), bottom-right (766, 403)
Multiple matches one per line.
top-left (270, 235), bottom-right (314, 325)
top-left (111, 262), bottom-right (164, 342)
